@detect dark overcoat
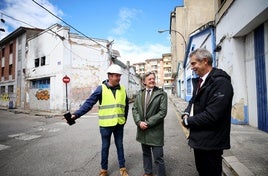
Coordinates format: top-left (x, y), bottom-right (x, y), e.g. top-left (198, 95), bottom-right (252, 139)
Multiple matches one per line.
top-left (184, 68), bottom-right (234, 150)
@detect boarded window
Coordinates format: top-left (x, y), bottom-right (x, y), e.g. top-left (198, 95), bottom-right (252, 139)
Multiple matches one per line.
top-left (31, 78), bottom-right (50, 89)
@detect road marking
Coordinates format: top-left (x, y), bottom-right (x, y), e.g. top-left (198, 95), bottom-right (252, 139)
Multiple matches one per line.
top-left (0, 144), bottom-right (10, 151)
top-left (48, 128), bottom-right (60, 132)
top-left (55, 122), bottom-right (68, 126)
top-left (8, 133), bottom-right (41, 141)
top-left (8, 133), bottom-right (25, 138)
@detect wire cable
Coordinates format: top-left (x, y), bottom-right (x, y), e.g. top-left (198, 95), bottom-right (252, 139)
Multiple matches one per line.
top-left (0, 11), bottom-right (65, 40)
top-left (0, 11), bottom-right (108, 62)
top-left (32, 0), bottom-right (108, 49)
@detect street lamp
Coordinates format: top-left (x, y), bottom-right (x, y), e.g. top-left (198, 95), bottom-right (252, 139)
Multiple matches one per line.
top-left (158, 29), bottom-right (186, 50)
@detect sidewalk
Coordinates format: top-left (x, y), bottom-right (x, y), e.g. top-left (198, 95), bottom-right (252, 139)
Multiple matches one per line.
top-left (169, 96), bottom-right (268, 176)
top-left (0, 106), bottom-right (62, 118)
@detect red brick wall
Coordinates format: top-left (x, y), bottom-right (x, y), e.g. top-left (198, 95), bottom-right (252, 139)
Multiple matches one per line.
top-left (0, 40), bottom-right (16, 81)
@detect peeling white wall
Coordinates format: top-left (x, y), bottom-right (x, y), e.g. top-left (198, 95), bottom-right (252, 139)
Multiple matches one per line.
top-left (27, 25), bottom-right (110, 112)
top-left (215, 0), bottom-right (268, 126)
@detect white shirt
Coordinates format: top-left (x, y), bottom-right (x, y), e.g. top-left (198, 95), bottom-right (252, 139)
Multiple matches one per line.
top-left (200, 71), bottom-right (210, 87)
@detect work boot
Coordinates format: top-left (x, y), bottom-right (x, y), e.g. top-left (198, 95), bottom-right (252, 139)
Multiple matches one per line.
top-left (99, 169), bottom-right (108, 176)
top-left (119, 167), bottom-right (129, 176)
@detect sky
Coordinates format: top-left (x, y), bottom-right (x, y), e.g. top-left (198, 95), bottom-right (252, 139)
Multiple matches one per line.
top-left (0, 0), bottom-right (183, 64)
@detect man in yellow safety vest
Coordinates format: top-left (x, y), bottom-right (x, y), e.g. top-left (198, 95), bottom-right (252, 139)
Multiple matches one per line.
top-left (70, 64), bottom-right (129, 176)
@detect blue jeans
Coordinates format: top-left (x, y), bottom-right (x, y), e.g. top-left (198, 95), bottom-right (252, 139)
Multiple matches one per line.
top-left (141, 144), bottom-right (166, 176)
top-left (100, 124), bottom-right (125, 170)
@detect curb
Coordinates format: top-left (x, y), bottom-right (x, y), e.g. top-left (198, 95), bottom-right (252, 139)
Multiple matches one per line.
top-left (222, 156), bottom-right (254, 176)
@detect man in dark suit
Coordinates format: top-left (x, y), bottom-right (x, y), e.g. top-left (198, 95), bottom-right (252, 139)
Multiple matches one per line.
top-left (181, 48), bottom-right (234, 176)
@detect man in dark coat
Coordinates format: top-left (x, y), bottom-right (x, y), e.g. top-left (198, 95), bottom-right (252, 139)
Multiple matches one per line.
top-left (181, 48), bottom-right (233, 176)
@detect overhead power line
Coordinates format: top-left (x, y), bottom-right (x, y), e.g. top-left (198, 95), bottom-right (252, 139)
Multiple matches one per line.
top-left (32, 0), bottom-right (108, 49)
top-left (0, 12), bottom-right (36, 29)
top-left (0, 12), bottom-right (107, 62)
top-left (0, 12), bottom-right (65, 40)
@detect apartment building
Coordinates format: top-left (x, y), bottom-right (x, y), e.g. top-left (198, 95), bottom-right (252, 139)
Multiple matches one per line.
top-left (132, 53), bottom-right (173, 95)
top-left (170, 0), bottom-right (215, 97)
top-left (0, 27), bottom-right (43, 108)
top-left (162, 53), bottom-right (173, 95)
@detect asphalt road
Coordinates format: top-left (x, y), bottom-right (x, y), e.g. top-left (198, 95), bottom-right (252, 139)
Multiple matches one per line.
top-left (0, 100), bottom-right (198, 176)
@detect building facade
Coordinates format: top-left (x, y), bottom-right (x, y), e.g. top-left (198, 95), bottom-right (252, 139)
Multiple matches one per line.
top-left (180, 0), bottom-right (268, 132)
top-left (214, 0), bottom-right (268, 132)
top-left (25, 24), bottom-right (110, 112)
top-left (170, 0), bottom-right (215, 86)
top-left (0, 27), bottom-right (43, 108)
top-left (162, 53), bottom-right (173, 95)
top-left (132, 54), bottom-right (173, 96)
top-left (1, 24), bottom-right (141, 113)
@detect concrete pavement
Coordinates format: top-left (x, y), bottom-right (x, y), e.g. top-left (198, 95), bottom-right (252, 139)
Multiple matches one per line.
top-left (169, 96), bottom-right (268, 176)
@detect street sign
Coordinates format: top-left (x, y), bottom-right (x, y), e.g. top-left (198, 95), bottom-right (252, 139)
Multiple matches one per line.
top-left (62, 75), bottom-right (70, 111)
top-left (62, 75), bottom-right (70, 84)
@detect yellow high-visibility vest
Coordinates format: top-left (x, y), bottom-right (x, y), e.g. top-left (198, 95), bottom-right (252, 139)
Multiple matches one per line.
top-left (98, 84), bottom-right (126, 127)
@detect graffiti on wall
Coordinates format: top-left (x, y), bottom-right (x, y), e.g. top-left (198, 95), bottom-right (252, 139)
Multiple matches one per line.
top-left (0, 93), bottom-right (10, 101)
top-left (35, 89), bottom-right (50, 100)
top-left (0, 93), bottom-right (16, 108)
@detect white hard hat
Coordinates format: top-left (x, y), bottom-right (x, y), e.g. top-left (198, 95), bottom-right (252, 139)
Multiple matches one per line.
top-left (107, 64), bottom-right (122, 74)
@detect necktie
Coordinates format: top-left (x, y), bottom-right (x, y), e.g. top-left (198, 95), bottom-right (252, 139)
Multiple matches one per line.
top-left (144, 89), bottom-right (151, 116)
top-left (197, 78), bottom-right (203, 93)
top-left (146, 89), bottom-right (151, 108)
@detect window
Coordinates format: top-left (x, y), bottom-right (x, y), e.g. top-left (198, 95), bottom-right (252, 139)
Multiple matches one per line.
top-left (35, 58), bottom-right (39, 67)
top-left (31, 78), bottom-right (50, 89)
top-left (41, 56), bottom-right (46, 66)
top-left (1, 86), bottom-right (5, 94)
top-left (9, 64), bottom-right (12, 75)
top-left (8, 85), bottom-right (13, 93)
top-left (9, 43), bottom-right (13, 54)
top-left (35, 56), bottom-right (46, 67)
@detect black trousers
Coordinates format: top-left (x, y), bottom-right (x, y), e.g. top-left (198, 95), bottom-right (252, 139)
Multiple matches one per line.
top-left (194, 149), bottom-right (223, 176)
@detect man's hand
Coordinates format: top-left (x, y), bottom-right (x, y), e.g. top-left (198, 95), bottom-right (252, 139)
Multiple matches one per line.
top-left (181, 115), bottom-right (189, 128)
top-left (63, 112), bottom-right (76, 126)
top-left (181, 114), bottom-right (189, 119)
top-left (139, 121), bottom-right (148, 130)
